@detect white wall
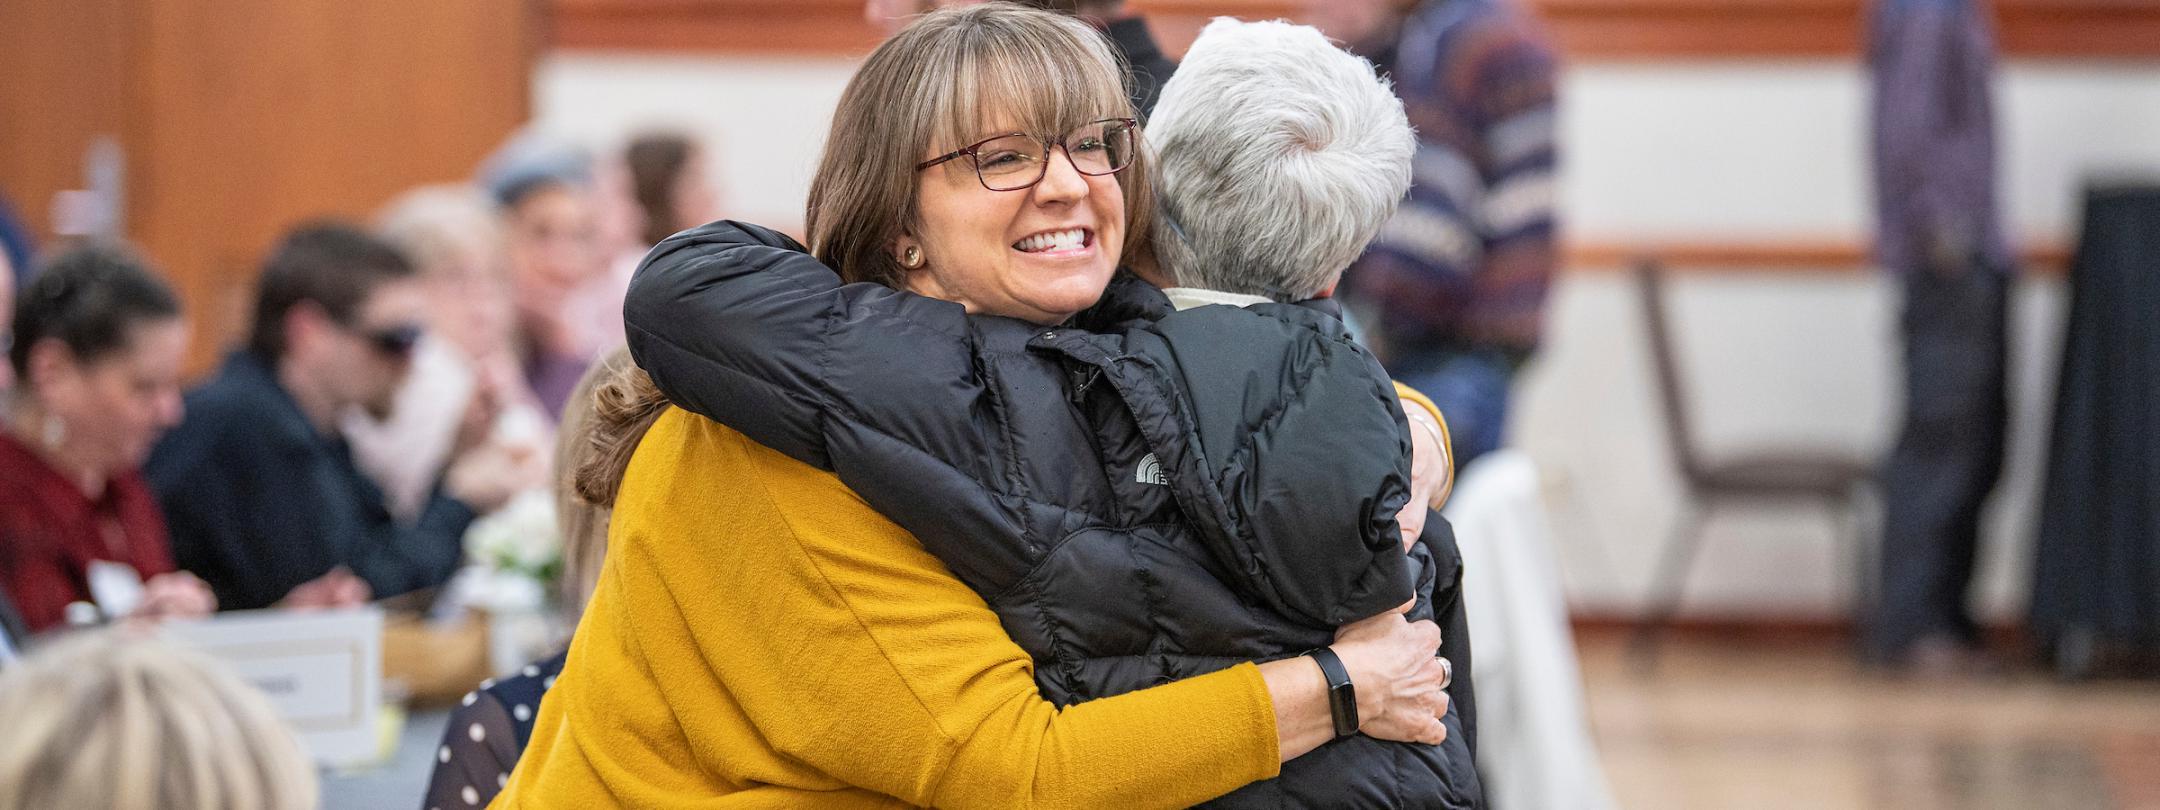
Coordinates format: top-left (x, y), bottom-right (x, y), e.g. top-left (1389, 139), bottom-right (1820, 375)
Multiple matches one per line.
top-left (1563, 61), bottom-right (2160, 246)
top-left (1517, 271), bottom-right (2067, 620)
top-left (536, 52), bottom-right (2160, 619)
top-left (535, 53), bottom-right (862, 230)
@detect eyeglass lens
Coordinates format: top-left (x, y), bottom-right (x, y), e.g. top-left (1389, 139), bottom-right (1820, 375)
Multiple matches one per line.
top-left (972, 120), bottom-right (1135, 191)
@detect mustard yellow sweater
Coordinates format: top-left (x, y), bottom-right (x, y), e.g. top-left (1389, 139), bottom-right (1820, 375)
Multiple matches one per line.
top-left (494, 409), bottom-right (1281, 808)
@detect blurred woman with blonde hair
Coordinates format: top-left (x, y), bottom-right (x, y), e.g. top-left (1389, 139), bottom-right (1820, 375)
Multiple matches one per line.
top-left (0, 629), bottom-right (317, 810)
top-left (421, 346), bottom-right (636, 810)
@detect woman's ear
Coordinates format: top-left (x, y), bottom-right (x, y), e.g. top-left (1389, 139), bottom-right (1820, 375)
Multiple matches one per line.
top-left (21, 337), bottom-right (77, 395)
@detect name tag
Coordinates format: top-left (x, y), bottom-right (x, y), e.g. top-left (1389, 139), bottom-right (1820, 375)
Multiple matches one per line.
top-left (161, 607), bottom-right (384, 766)
top-left (85, 560), bottom-right (145, 618)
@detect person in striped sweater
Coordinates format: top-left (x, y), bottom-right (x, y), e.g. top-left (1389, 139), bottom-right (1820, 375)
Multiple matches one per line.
top-left (1321, 0), bottom-right (1560, 468)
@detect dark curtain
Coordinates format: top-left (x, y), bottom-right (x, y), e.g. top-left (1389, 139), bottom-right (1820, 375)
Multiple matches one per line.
top-left (2030, 183), bottom-right (2160, 670)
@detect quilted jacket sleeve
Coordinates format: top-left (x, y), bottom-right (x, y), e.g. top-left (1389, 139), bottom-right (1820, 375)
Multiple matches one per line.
top-left (1120, 305), bottom-right (1417, 629)
top-left (623, 220), bottom-right (976, 471)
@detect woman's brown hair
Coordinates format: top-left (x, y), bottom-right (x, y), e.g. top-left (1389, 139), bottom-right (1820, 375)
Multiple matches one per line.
top-left (805, 2), bottom-right (1153, 290)
top-left (571, 4), bottom-right (1151, 526)
top-left (626, 132), bottom-right (696, 247)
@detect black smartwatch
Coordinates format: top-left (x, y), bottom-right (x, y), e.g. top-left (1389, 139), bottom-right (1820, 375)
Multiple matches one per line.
top-left (1305, 647), bottom-right (1359, 738)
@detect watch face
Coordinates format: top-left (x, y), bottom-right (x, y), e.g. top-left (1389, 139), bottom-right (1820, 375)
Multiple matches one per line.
top-left (1331, 682), bottom-right (1360, 737)
top-left (1305, 648), bottom-right (1360, 736)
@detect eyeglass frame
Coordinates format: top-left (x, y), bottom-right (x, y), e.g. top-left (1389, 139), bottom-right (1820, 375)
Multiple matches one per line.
top-left (915, 117), bottom-right (1140, 192)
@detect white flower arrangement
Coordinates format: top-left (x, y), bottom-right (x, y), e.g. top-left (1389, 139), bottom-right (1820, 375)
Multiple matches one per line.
top-left (460, 489), bottom-right (561, 613)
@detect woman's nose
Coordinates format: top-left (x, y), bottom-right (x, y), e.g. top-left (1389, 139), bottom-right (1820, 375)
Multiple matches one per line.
top-left (1033, 146), bottom-right (1089, 202)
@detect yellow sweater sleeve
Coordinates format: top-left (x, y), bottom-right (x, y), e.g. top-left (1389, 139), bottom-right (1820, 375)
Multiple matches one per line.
top-left (1393, 381), bottom-right (1456, 508)
top-left (499, 409), bottom-right (1279, 809)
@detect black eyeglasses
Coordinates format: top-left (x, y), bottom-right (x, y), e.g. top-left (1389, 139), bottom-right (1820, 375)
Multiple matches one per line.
top-left (917, 118), bottom-right (1139, 192)
top-left (354, 323), bottom-right (424, 357)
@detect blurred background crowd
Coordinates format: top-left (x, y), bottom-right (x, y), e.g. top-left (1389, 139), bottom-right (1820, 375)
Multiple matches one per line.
top-left (1, 0), bottom-right (2158, 808)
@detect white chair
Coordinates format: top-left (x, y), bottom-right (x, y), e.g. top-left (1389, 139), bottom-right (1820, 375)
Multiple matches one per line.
top-left (1444, 450), bottom-right (1618, 810)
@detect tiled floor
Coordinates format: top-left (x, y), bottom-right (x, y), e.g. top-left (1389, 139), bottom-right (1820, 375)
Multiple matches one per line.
top-left (1577, 631), bottom-right (2160, 810)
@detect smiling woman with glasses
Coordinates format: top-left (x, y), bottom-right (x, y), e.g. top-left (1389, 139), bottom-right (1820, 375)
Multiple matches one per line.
top-left (499, 6), bottom-right (1463, 809)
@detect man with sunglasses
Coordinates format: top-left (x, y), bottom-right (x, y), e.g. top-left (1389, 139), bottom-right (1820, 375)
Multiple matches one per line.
top-left (147, 223), bottom-right (518, 612)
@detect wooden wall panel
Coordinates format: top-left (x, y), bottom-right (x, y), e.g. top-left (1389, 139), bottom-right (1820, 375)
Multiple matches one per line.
top-left (0, 0), bottom-right (134, 246)
top-left (1541, 0), bottom-right (2160, 60)
top-left (1539, 0), bottom-right (1862, 59)
top-left (552, 0), bottom-right (2160, 60)
top-left (553, 0), bottom-right (887, 54)
top-left (129, 0), bottom-right (537, 372)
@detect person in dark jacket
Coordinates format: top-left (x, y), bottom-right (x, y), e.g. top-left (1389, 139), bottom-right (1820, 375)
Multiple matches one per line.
top-left (1867, 0), bottom-right (2013, 676)
top-left (506, 7), bottom-right (1457, 806)
top-left (626, 16), bottom-right (1481, 808)
top-left (145, 224), bottom-right (518, 611)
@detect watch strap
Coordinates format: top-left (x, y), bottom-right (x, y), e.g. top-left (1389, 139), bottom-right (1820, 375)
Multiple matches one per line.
top-left (1305, 647), bottom-right (1359, 738)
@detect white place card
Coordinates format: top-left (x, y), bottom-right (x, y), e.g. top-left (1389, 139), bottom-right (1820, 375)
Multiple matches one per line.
top-left (161, 607), bottom-right (384, 767)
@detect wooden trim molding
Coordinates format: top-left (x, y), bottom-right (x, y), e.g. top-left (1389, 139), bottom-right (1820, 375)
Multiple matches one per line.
top-left (1542, 0), bottom-right (2160, 60)
top-left (551, 0), bottom-right (887, 54)
top-left (1564, 240), bottom-right (2071, 274)
top-left (550, 0), bottom-right (2160, 60)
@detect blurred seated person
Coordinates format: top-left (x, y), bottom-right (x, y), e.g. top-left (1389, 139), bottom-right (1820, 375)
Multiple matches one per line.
top-left (350, 186), bottom-right (549, 523)
top-left (423, 346), bottom-right (631, 810)
top-left (480, 133), bottom-right (613, 417)
top-left (0, 628), bottom-right (317, 810)
top-left (0, 246), bottom-right (213, 633)
top-left (146, 224), bottom-right (518, 612)
top-left (545, 131), bottom-right (725, 380)
top-left (625, 131), bottom-right (722, 249)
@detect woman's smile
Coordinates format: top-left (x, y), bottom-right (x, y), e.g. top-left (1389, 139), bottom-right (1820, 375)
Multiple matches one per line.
top-left (1012, 226), bottom-right (1094, 257)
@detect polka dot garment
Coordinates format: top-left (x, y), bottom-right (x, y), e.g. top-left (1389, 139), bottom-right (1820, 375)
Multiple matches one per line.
top-left (421, 650), bottom-right (567, 808)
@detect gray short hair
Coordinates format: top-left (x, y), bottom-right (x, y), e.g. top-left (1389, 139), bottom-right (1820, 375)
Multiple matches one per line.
top-left (1148, 18), bottom-right (1413, 301)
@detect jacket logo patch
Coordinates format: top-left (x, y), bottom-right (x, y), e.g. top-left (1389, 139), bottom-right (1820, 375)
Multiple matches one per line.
top-left (1136, 453), bottom-right (1169, 486)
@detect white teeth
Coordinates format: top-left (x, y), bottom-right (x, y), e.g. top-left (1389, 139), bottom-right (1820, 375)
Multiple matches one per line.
top-left (1015, 228), bottom-right (1086, 253)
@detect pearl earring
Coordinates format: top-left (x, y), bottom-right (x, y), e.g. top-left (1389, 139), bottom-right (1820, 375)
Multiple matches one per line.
top-left (901, 245), bottom-right (924, 269)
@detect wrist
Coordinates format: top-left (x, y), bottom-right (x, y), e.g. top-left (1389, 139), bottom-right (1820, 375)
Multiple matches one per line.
top-left (1404, 408), bottom-right (1453, 509)
top-left (1305, 647), bottom-right (1360, 737)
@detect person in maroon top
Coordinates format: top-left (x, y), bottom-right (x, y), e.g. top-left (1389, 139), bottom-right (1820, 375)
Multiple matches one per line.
top-left (0, 245), bottom-right (212, 633)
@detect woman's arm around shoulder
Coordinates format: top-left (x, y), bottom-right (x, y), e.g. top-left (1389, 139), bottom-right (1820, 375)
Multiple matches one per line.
top-left (623, 220), bottom-right (977, 469)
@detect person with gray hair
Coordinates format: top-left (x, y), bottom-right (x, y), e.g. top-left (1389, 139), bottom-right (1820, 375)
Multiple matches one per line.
top-left (1146, 17), bottom-right (1415, 306)
top-left (1138, 17), bottom-right (1454, 542)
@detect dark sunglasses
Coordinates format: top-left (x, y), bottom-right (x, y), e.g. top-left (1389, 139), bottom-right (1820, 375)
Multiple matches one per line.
top-left (355, 322), bottom-right (424, 357)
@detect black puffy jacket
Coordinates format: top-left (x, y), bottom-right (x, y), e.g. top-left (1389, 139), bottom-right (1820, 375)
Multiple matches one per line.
top-left (626, 221), bottom-right (1482, 808)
